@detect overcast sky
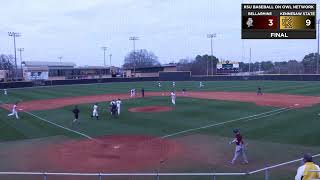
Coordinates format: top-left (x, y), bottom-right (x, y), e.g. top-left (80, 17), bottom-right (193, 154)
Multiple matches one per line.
top-left (0, 0), bottom-right (319, 67)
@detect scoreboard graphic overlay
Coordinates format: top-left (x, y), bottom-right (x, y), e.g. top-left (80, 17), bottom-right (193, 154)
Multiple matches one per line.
top-left (242, 4), bottom-right (316, 39)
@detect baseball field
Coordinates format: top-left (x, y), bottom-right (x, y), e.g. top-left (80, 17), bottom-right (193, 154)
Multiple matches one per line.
top-left (0, 80), bottom-right (320, 180)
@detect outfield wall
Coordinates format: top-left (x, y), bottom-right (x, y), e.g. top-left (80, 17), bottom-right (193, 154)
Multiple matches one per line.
top-left (2, 75), bottom-right (320, 89)
top-left (0, 77), bottom-right (158, 89)
top-left (191, 75), bottom-right (320, 81)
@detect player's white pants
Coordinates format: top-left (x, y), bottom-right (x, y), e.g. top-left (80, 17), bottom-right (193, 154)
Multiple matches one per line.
top-left (8, 110), bottom-right (19, 119)
top-left (117, 106), bottom-right (121, 115)
top-left (171, 98), bottom-right (176, 105)
top-left (92, 110), bottom-right (98, 117)
top-left (231, 145), bottom-right (248, 164)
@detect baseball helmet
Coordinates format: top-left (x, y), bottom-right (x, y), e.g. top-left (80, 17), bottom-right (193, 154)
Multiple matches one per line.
top-left (233, 129), bottom-right (240, 134)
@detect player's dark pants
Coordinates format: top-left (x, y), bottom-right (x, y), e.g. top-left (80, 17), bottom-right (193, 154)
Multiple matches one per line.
top-left (111, 109), bottom-right (117, 118)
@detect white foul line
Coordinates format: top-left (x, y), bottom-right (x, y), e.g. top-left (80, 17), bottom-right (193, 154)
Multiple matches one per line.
top-left (243, 108), bottom-right (292, 122)
top-left (23, 111), bottom-right (93, 140)
top-left (161, 107), bottom-right (289, 139)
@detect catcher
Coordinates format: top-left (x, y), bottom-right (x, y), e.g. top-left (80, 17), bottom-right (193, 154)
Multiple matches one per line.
top-left (229, 129), bottom-right (249, 165)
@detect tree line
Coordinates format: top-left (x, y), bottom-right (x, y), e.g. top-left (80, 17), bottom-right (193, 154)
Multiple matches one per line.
top-left (178, 53), bottom-right (320, 75)
top-left (122, 49), bottom-right (320, 75)
top-left (238, 53), bottom-right (320, 74)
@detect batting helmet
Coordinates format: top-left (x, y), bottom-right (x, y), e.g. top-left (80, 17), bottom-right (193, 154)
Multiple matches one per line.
top-left (233, 129), bottom-right (240, 134)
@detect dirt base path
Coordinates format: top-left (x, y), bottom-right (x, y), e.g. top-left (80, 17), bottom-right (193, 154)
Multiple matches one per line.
top-left (1, 91), bottom-right (320, 111)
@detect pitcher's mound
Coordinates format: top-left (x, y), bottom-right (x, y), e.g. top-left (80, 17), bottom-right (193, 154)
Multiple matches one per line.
top-left (129, 106), bottom-right (174, 112)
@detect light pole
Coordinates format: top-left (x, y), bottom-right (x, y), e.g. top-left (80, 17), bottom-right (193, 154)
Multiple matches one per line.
top-left (317, 19), bottom-right (320, 74)
top-left (8, 32), bottom-right (21, 80)
top-left (17, 48), bottom-right (24, 79)
top-left (58, 56), bottom-right (63, 63)
top-left (129, 36), bottom-right (139, 76)
top-left (101, 46), bottom-right (107, 66)
top-left (109, 54), bottom-right (112, 76)
top-left (249, 48), bottom-right (252, 74)
top-left (207, 33), bottom-right (216, 76)
top-left (109, 54), bottom-right (112, 67)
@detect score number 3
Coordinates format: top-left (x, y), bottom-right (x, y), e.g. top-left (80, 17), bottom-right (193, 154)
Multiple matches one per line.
top-left (268, 19), bottom-right (274, 27)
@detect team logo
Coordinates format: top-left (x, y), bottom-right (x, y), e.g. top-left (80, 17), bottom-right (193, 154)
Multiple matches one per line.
top-left (246, 18), bottom-right (254, 28)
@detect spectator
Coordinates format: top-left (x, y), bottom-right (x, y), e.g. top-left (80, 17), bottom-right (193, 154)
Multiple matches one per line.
top-left (295, 153), bottom-right (320, 180)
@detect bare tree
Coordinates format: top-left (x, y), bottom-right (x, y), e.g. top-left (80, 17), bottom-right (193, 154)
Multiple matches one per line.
top-left (123, 49), bottom-right (160, 68)
top-left (0, 54), bottom-right (14, 70)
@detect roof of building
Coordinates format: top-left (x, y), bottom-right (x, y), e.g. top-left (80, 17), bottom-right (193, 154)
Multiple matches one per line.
top-left (76, 66), bottom-right (114, 70)
top-left (22, 61), bottom-right (76, 67)
top-left (124, 64), bottom-right (177, 70)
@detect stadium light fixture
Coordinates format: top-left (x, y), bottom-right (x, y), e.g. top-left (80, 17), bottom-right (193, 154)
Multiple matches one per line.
top-left (207, 33), bottom-right (217, 76)
top-left (58, 56), bottom-right (63, 63)
top-left (101, 47), bottom-right (108, 66)
top-left (129, 36), bottom-right (139, 75)
top-left (8, 32), bottom-right (21, 80)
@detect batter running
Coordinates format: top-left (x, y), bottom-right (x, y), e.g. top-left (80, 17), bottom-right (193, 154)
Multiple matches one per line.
top-left (229, 129), bottom-right (249, 165)
top-left (7, 102), bottom-right (19, 119)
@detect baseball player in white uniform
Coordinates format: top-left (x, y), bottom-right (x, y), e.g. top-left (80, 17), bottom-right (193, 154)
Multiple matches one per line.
top-left (172, 81), bottom-right (176, 88)
top-left (8, 103), bottom-right (19, 119)
top-left (200, 81), bottom-right (204, 88)
top-left (158, 82), bottom-right (162, 88)
top-left (171, 91), bottom-right (176, 105)
top-left (116, 99), bottom-right (122, 115)
top-left (91, 103), bottom-right (99, 120)
top-left (4, 89), bottom-right (7, 95)
top-left (130, 89), bottom-right (136, 98)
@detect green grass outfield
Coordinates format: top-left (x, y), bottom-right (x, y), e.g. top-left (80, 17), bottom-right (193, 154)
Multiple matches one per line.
top-left (2, 80), bottom-right (320, 103)
top-left (0, 81), bottom-right (320, 180)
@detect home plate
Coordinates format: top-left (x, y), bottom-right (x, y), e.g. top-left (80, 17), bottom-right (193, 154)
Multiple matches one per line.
top-left (113, 145), bottom-right (121, 149)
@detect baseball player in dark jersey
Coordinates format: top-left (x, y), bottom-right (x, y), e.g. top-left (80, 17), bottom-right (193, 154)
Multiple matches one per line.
top-left (141, 88), bottom-right (145, 98)
top-left (110, 100), bottom-right (118, 118)
top-left (257, 87), bottom-right (263, 95)
top-left (72, 105), bottom-right (80, 124)
top-left (229, 129), bottom-right (249, 165)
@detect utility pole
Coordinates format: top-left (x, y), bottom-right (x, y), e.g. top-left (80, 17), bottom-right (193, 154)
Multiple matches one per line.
top-left (207, 33), bottom-right (216, 76)
top-left (101, 46), bottom-right (107, 66)
top-left (317, 19), bottom-right (320, 74)
top-left (17, 48), bottom-right (24, 79)
top-left (58, 56), bottom-right (63, 63)
top-left (249, 48), bottom-right (252, 74)
top-left (8, 32), bottom-right (21, 80)
top-left (129, 36), bottom-right (139, 76)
